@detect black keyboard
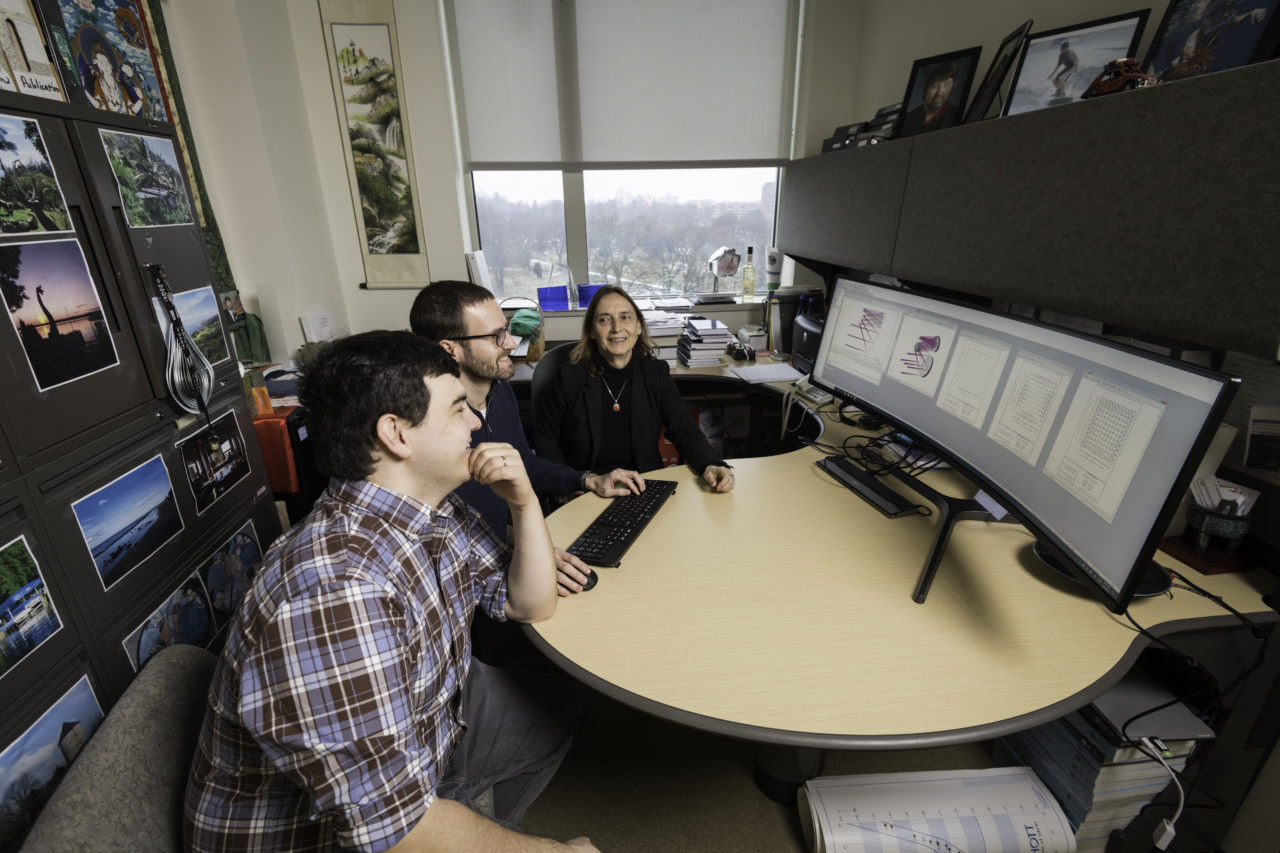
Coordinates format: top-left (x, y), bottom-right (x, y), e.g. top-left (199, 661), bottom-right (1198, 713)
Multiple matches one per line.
top-left (816, 456), bottom-right (918, 518)
top-left (566, 479), bottom-right (678, 567)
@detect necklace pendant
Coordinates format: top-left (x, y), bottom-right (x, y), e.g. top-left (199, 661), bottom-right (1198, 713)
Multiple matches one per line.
top-left (611, 403), bottom-right (621, 412)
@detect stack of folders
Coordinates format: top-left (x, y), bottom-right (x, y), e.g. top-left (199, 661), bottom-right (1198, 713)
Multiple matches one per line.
top-left (991, 672), bottom-right (1213, 852)
top-left (677, 317), bottom-right (733, 367)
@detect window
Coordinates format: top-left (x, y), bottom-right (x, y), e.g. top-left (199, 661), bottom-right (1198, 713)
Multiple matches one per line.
top-left (584, 168), bottom-right (776, 296)
top-left (448, 0), bottom-right (797, 301)
top-left (472, 171), bottom-right (567, 301)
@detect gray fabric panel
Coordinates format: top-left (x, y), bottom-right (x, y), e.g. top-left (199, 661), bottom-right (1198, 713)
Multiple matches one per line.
top-left (777, 140), bottom-right (912, 275)
top-left (20, 645), bottom-right (217, 853)
top-left (893, 60), bottom-right (1280, 359)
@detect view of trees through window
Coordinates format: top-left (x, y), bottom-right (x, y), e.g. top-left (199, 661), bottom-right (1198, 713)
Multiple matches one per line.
top-left (472, 167), bottom-right (777, 304)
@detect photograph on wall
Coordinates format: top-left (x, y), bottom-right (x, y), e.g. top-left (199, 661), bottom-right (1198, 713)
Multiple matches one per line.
top-left (149, 285), bottom-right (229, 366)
top-left (121, 570), bottom-right (214, 671)
top-left (99, 129), bottom-right (193, 228)
top-left (1, 238), bottom-right (120, 392)
top-left (0, 113), bottom-right (72, 235)
top-left (894, 47), bottom-right (981, 138)
top-left (200, 520), bottom-right (261, 628)
top-left (1145, 0), bottom-right (1280, 80)
top-left (0, 535), bottom-right (63, 682)
top-left (71, 453), bottom-right (184, 591)
top-left (176, 410), bottom-right (250, 515)
top-left (330, 22), bottom-right (420, 257)
top-left (0, 675), bottom-right (102, 849)
top-left (218, 289), bottom-right (244, 327)
top-left (0, 0), bottom-right (66, 101)
top-left (1006, 13), bottom-right (1150, 115)
top-left (56, 0), bottom-right (169, 121)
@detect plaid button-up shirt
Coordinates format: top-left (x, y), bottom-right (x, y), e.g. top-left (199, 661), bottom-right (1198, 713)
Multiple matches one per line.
top-left (184, 479), bottom-right (510, 852)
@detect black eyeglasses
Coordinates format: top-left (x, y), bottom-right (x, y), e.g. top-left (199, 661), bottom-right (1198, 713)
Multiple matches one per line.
top-left (449, 328), bottom-right (515, 345)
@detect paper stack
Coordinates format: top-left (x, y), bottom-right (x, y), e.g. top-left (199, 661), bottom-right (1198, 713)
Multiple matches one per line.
top-left (991, 672), bottom-right (1212, 852)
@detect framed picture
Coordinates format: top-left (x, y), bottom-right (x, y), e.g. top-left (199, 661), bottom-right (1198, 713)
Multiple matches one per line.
top-left (1144, 0), bottom-right (1280, 81)
top-left (1005, 12), bottom-right (1150, 116)
top-left (0, 238), bottom-right (121, 392)
top-left (964, 19), bottom-right (1034, 123)
top-left (218, 290), bottom-right (245, 327)
top-left (70, 453), bottom-right (184, 591)
top-left (894, 47), bottom-right (982, 139)
top-left (98, 129), bottom-right (195, 228)
top-left (149, 284), bottom-right (231, 366)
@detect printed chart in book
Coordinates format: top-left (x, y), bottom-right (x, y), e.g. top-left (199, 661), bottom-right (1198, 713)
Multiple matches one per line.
top-left (799, 767), bottom-right (1076, 853)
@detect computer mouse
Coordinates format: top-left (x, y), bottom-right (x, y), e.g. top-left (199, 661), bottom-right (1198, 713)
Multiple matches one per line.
top-left (581, 569), bottom-right (599, 591)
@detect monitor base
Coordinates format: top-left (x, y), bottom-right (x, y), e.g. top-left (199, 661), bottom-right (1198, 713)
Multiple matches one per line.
top-left (1033, 541), bottom-right (1172, 598)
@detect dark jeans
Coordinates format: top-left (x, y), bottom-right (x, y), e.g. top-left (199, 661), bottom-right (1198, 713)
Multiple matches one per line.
top-left (436, 657), bottom-right (581, 828)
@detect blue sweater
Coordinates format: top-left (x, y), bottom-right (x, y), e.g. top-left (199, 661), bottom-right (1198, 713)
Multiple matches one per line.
top-left (453, 380), bottom-right (583, 537)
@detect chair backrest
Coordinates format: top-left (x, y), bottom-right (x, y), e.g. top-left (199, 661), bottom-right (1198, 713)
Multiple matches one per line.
top-left (530, 341), bottom-right (575, 418)
top-left (20, 644), bottom-right (217, 853)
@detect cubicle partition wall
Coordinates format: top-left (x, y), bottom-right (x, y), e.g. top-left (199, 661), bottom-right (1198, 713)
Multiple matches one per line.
top-left (778, 59), bottom-right (1280, 361)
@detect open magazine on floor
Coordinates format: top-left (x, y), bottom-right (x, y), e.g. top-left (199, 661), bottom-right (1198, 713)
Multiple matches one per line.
top-left (798, 767), bottom-right (1076, 853)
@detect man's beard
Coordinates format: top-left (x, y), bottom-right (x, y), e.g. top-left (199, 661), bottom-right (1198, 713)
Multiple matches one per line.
top-left (460, 346), bottom-right (514, 382)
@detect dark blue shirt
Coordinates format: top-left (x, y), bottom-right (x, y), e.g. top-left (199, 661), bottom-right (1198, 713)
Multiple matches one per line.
top-left (453, 380), bottom-right (583, 536)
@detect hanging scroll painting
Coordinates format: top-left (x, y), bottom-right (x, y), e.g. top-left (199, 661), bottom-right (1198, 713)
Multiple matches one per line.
top-left (320, 0), bottom-right (429, 287)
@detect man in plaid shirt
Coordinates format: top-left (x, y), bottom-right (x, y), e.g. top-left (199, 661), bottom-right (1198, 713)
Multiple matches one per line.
top-left (184, 331), bottom-right (596, 852)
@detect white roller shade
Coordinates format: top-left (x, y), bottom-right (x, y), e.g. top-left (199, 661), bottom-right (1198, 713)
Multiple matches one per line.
top-left (453, 0), bottom-right (564, 163)
top-left (454, 0), bottom-right (793, 164)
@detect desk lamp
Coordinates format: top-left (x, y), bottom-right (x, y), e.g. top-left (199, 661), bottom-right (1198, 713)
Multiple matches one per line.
top-left (697, 246), bottom-right (740, 305)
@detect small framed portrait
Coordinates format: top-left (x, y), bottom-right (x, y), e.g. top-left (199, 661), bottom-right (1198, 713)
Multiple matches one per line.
top-left (218, 290), bottom-right (245, 327)
top-left (1144, 0), bottom-right (1280, 81)
top-left (964, 19), bottom-right (1034, 123)
top-left (894, 47), bottom-right (982, 139)
top-left (1005, 11), bottom-right (1150, 116)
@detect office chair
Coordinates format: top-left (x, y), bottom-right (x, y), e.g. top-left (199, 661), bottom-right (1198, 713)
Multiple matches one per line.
top-left (20, 645), bottom-right (217, 853)
top-left (530, 341), bottom-right (575, 416)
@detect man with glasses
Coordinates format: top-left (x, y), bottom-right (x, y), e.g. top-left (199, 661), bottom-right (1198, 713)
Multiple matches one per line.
top-left (410, 281), bottom-right (643, 598)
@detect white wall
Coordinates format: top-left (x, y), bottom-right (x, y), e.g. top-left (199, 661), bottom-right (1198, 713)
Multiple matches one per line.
top-left (160, 0), bottom-right (468, 363)
top-left (159, 0), bottom-right (1172, 358)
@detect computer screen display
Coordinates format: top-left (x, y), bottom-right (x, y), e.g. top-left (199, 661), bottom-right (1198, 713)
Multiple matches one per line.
top-left (811, 277), bottom-right (1236, 611)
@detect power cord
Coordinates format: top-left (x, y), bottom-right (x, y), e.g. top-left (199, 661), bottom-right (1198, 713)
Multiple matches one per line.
top-left (1138, 737), bottom-right (1184, 850)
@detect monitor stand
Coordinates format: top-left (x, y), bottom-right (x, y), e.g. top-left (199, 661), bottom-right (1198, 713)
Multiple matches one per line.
top-left (882, 465), bottom-right (1020, 604)
top-left (1032, 540), bottom-right (1173, 598)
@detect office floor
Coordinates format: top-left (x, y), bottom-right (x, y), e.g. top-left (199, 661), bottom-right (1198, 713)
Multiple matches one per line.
top-left (521, 687), bottom-right (993, 852)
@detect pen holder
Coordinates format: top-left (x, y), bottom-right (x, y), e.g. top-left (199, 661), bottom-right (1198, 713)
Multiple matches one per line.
top-left (1183, 503), bottom-right (1251, 554)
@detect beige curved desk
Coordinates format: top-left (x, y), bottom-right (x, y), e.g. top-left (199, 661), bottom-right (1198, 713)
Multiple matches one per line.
top-left (527, 447), bottom-right (1277, 750)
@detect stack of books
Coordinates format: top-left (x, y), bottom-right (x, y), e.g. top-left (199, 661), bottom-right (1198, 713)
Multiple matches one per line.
top-left (644, 309), bottom-right (686, 364)
top-left (644, 309), bottom-right (685, 336)
top-left (991, 673), bottom-right (1212, 852)
top-left (677, 317), bottom-right (732, 366)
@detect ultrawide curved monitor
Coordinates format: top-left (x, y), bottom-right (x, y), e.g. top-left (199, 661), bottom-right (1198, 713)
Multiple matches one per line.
top-left (811, 277), bottom-right (1237, 612)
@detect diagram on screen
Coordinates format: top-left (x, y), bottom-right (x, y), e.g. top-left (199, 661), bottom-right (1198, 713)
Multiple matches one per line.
top-left (824, 294), bottom-right (905, 386)
top-left (988, 353), bottom-right (1074, 464)
top-left (900, 335), bottom-right (941, 377)
top-left (1044, 371), bottom-right (1165, 523)
top-left (888, 314), bottom-right (954, 398)
top-left (849, 307), bottom-right (885, 352)
top-left (936, 330), bottom-right (1011, 429)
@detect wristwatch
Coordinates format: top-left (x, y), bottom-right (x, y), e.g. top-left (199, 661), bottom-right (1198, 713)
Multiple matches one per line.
top-left (579, 472), bottom-right (589, 491)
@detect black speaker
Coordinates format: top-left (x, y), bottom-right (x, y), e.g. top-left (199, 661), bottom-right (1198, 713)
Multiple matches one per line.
top-left (792, 313), bottom-right (825, 375)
